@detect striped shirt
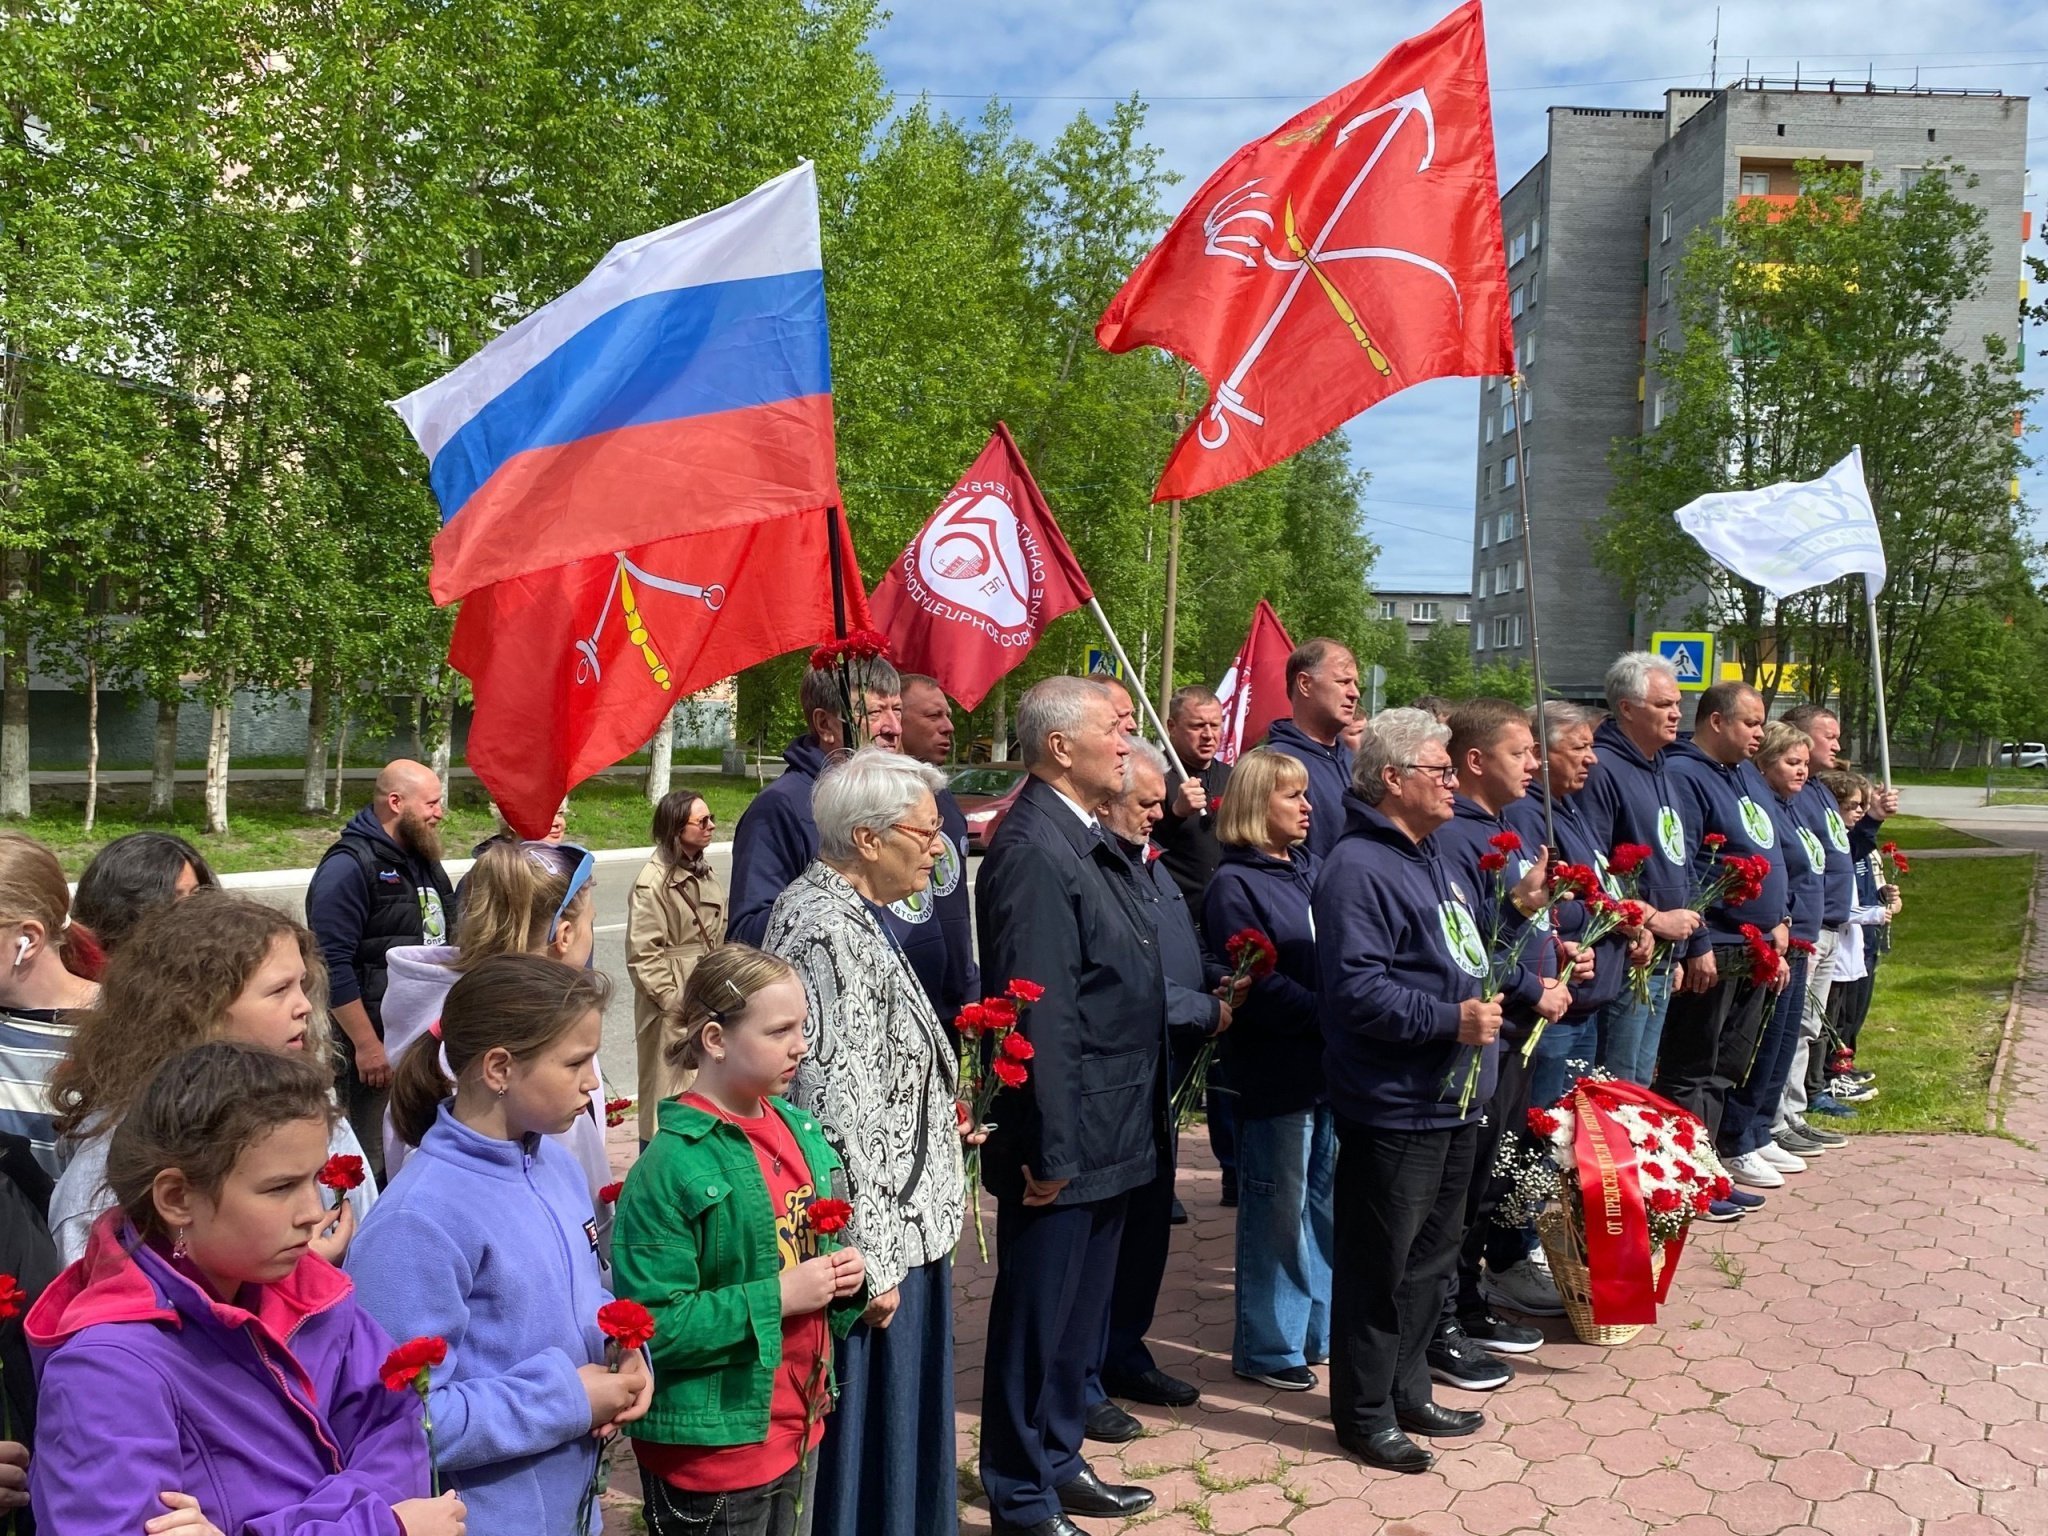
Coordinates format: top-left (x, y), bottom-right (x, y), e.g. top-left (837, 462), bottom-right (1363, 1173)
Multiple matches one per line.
top-left (0, 1005), bottom-right (77, 1176)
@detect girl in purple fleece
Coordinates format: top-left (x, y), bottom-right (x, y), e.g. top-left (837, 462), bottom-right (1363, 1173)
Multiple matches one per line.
top-left (27, 1041), bottom-right (466, 1536)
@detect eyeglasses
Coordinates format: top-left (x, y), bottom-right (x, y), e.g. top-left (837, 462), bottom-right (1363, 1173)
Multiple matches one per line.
top-left (525, 841), bottom-right (596, 932)
top-left (888, 822), bottom-right (947, 848)
top-left (1401, 762), bottom-right (1459, 787)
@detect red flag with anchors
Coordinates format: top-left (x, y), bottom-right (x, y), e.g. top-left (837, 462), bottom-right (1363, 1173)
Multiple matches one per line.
top-left (1096, 1), bottom-right (1515, 502)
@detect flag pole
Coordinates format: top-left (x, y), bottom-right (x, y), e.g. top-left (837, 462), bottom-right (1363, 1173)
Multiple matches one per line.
top-left (1508, 375), bottom-right (1557, 851)
top-left (1086, 596), bottom-right (1188, 779)
top-left (826, 503), bottom-right (848, 640)
top-left (1862, 576), bottom-right (1894, 788)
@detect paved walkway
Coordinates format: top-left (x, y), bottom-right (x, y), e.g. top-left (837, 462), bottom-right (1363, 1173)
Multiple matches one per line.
top-left (600, 842), bottom-right (2048, 1536)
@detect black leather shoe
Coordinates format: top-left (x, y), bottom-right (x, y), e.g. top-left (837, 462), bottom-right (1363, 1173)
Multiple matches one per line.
top-left (1336, 1425), bottom-right (1434, 1473)
top-left (1169, 1197), bottom-right (1189, 1226)
top-left (990, 1517), bottom-right (1087, 1536)
top-left (1397, 1401), bottom-right (1485, 1438)
top-left (1082, 1398), bottom-right (1142, 1444)
top-left (1055, 1468), bottom-right (1156, 1519)
top-left (1102, 1366), bottom-right (1199, 1408)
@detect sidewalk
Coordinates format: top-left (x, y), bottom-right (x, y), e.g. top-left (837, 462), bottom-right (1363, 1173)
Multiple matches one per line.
top-left (598, 851), bottom-right (2048, 1536)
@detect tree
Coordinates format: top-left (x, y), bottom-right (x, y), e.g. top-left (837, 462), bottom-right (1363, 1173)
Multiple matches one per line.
top-left (1598, 162), bottom-right (2033, 755)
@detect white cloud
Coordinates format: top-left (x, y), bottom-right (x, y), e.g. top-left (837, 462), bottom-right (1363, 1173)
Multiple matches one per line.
top-left (870, 0), bottom-right (2048, 587)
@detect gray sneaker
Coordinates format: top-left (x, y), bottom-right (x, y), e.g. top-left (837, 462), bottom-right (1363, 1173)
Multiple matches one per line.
top-left (1793, 1118), bottom-right (1849, 1148)
top-left (1775, 1125), bottom-right (1827, 1157)
top-left (1480, 1259), bottom-right (1567, 1318)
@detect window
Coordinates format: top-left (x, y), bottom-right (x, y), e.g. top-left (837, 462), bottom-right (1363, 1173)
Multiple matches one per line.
top-left (1520, 388), bottom-right (1533, 424)
top-left (1475, 623), bottom-right (1489, 651)
top-left (1484, 413), bottom-right (1494, 444)
top-left (1528, 272), bottom-right (1540, 304)
top-left (1503, 454), bottom-right (1518, 489)
top-left (1899, 166), bottom-right (1944, 191)
top-left (1514, 559), bottom-right (1526, 591)
top-left (1377, 600), bottom-right (1399, 621)
top-left (1654, 329), bottom-right (1669, 358)
top-left (1739, 171), bottom-right (1771, 196)
top-left (1510, 285), bottom-right (1526, 318)
top-left (1495, 564), bottom-right (1512, 596)
top-left (1501, 401), bottom-right (1516, 435)
top-left (1457, 603), bottom-right (1471, 623)
top-left (1413, 601), bottom-right (1440, 622)
top-left (1519, 334), bottom-right (1536, 368)
top-left (1482, 462), bottom-right (1494, 495)
top-left (1652, 388), bottom-right (1667, 427)
top-left (1509, 230), bottom-right (1528, 264)
top-left (1659, 266), bottom-right (1672, 304)
top-left (1529, 216), bottom-right (1541, 250)
top-left (1661, 206), bottom-right (1672, 242)
top-left (1492, 614), bottom-right (1523, 649)
top-left (1478, 518), bottom-right (1490, 549)
top-left (1497, 512), bottom-right (1514, 543)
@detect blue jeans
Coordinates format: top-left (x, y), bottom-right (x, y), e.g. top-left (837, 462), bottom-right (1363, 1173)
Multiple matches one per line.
top-left (1597, 968), bottom-right (1672, 1086)
top-left (1720, 959), bottom-right (1808, 1158)
top-left (1234, 1106), bottom-right (1335, 1374)
top-left (1528, 1015), bottom-right (1601, 1109)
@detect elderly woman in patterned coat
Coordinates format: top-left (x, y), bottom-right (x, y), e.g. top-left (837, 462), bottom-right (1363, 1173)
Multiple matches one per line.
top-left (764, 746), bottom-right (972, 1536)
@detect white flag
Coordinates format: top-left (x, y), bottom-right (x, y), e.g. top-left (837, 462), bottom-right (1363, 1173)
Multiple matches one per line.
top-left (1672, 447), bottom-right (1885, 599)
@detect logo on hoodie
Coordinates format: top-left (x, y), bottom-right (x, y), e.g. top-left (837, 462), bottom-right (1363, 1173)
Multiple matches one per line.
top-left (1737, 797), bottom-right (1776, 848)
top-left (887, 833), bottom-right (963, 924)
top-left (1824, 807), bottom-right (1851, 853)
top-left (1656, 806), bottom-right (1686, 865)
top-left (1438, 900), bottom-right (1489, 979)
top-left (1797, 827), bottom-right (1826, 873)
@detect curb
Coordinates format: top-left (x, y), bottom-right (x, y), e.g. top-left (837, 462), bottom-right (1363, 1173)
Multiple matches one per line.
top-left (1986, 850), bottom-right (2043, 1136)
top-left (213, 840), bottom-right (735, 891)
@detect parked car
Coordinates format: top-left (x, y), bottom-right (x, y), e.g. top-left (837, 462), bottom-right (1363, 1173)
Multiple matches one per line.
top-left (1999, 742), bottom-right (2048, 770)
top-left (950, 763), bottom-right (1027, 854)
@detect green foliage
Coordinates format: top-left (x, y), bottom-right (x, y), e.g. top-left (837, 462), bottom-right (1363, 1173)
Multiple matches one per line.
top-left (1598, 161), bottom-right (2037, 754)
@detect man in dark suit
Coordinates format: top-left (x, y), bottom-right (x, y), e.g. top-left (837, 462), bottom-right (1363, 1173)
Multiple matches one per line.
top-left (976, 676), bottom-right (1166, 1536)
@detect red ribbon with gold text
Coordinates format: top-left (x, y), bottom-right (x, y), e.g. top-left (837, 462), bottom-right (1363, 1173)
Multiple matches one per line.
top-left (1568, 1078), bottom-right (1691, 1324)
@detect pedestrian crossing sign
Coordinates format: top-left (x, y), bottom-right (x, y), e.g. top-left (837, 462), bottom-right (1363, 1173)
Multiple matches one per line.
top-left (1086, 649), bottom-right (1124, 680)
top-left (1651, 632), bottom-right (1713, 693)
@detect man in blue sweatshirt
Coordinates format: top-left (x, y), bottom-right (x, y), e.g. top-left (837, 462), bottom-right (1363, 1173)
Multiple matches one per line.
top-left (1314, 708), bottom-right (1502, 1476)
top-left (1576, 653), bottom-right (1706, 1085)
top-left (1428, 699), bottom-right (1572, 1386)
top-left (1266, 638), bottom-right (1359, 862)
top-left (892, 674), bottom-right (982, 1024)
top-left (1659, 681), bottom-right (1790, 1156)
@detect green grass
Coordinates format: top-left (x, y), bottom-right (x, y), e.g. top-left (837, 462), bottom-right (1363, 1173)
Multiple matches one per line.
top-left (1878, 814), bottom-right (1995, 851)
top-left (12, 773), bottom-right (765, 877)
top-left (1847, 852), bottom-right (2034, 1134)
top-left (1887, 765), bottom-right (2048, 787)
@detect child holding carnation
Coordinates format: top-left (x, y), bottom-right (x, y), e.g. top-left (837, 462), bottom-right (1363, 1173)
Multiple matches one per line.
top-left (612, 945), bottom-right (867, 1536)
top-left (348, 953), bottom-right (651, 1535)
top-left (27, 1041), bottom-right (463, 1536)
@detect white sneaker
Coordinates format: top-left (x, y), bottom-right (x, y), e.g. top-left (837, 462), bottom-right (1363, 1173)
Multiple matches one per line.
top-left (1757, 1142), bottom-right (1807, 1174)
top-left (1728, 1150), bottom-right (1785, 1189)
top-left (1479, 1258), bottom-right (1567, 1317)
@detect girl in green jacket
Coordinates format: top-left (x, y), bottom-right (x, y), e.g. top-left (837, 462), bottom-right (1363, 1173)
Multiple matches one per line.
top-left (613, 945), bottom-right (866, 1536)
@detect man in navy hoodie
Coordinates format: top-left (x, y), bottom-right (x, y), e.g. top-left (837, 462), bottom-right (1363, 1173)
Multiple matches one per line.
top-left (1659, 681), bottom-right (1789, 1155)
top-left (725, 654), bottom-right (902, 947)
top-left (1266, 639), bottom-right (1359, 861)
top-left (1314, 709), bottom-right (1502, 1475)
top-left (891, 674), bottom-right (981, 1024)
top-left (1577, 653), bottom-right (1706, 1084)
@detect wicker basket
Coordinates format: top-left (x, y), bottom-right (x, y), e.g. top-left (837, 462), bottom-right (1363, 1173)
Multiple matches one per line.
top-left (1536, 1204), bottom-right (1673, 1346)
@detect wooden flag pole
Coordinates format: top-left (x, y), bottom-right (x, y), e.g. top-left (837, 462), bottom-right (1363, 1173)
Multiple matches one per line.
top-left (1508, 375), bottom-right (1557, 851)
top-left (1863, 576), bottom-right (1894, 788)
top-left (1086, 596), bottom-right (1188, 780)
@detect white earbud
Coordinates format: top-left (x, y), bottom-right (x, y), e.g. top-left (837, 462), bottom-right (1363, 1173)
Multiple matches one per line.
top-left (12, 936), bottom-right (28, 968)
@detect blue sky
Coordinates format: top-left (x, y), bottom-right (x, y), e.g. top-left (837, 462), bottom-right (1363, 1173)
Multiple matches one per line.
top-left (865, 0), bottom-right (2048, 591)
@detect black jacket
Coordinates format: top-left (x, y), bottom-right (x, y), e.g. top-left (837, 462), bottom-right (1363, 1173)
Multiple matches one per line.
top-left (305, 807), bottom-right (455, 1033)
top-left (975, 777), bottom-right (1169, 1207)
top-left (2, 1129), bottom-right (60, 1523)
top-left (1114, 837), bottom-right (1223, 1048)
top-left (1203, 844), bottom-right (1324, 1118)
top-left (1154, 757), bottom-right (1232, 911)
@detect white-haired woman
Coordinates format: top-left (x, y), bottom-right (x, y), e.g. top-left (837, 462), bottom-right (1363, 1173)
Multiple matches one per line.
top-left (763, 746), bottom-right (973, 1536)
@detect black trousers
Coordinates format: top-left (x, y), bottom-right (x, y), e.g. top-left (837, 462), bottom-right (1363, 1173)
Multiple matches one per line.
top-left (1329, 1115), bottom-right (1479, 1436)
top-left (1091, 1143), bottom-right (1175, 1393)
top-left (979, 1193), bottom-right (1129, 1526)
top-left (1446, 1040), bottom-right (1533, 1324)
top-left (1654, 953), bottom-right (1770, 1140)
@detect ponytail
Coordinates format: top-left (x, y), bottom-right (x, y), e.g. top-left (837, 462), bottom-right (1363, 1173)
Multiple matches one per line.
top-left (388, 952), bottom-right (612, 1147)
top-left (453, 840), bottom-right (590, 965)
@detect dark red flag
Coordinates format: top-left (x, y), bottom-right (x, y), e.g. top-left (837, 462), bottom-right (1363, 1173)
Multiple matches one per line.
top-left (868, 425), bottom-right (1093, 708)
top-left (452, 506), bottom-right (870, 838)
top-left (1096, 1), bottom-right (1514, 502)
top-left (1215, 600), bottom-right (1296, 763)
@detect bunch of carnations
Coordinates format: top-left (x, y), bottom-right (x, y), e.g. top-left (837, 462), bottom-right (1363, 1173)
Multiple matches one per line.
top-left (808, 629), bottom-right (891, 671)
top-left (1520, 864), bottom-right (1649, 1064)
top-left (1446, 830), bottom-right (1562, 1114)
top-left (809, 630), bottom-right (894, 750)
top-left (1731, 923), bottom-right (1782, 988)
top-left (1516, 1079), bottom-right (1732, 1247)
top-left (603, 1096), bottom-right (634, 1129)
top-left (1691, 835), bottom-right (1772, 910)
top-left (1171, 929), bottom-right (1276, 1129)
top-left (1879, 841), bottom-right (1910, 879)
top-left (956, 979), bottom-right (1042, 1260)
top-left (789, 1195), bottom-right (854, 1517)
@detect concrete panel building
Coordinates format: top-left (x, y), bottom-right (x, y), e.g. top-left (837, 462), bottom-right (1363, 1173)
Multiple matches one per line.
top-left (1471, 79), bottom-right (2029, 700)
top-left (1373, 589), bottom-right (1472, 646)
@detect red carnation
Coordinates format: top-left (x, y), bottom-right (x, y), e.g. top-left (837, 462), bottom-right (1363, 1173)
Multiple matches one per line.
top-left (1711, 1175), bottom-right (1733, 1200)
top-left (955, 1002), bottom-right (990, 1036)
top-left (1703, 833), bottom-right (1727, 850)
top-left (1526, 1108), bottom-right (1561, 1138)
top-left (1000, 1033), bottom-right (1034, 1062)
top-left (1478, 852), bottom-right (1509, 874)
top-left (1225, 929), bottom-right (1279, 980)
top-left (1789, 937), bottom-right (1816, 956)
top-left (1675, 1161), bottom-right (1698, 1184)
top-left (379, 1336), bottom-right (448, 1393)
top-left (956, 1100), bottom-right (972, 1128)
top-left (992, 1057), bottom-right (1029, 1089)
top-left (1640, 1160), bottom-right (1666, 1181)
top-left (1488, 830), bottom-right (1523, 853)
top-left (317, 1154), bottom-right (366, 1194)
top-left (1609, 844), bottom-right (1653, 875)
top-left (1693, 1191), bottom-right (1713, 1214)
top-left (1619, 900), bottom-right (1651, 927)
top-left (983, 998), bottom-right (1018, 1030)
top-left (1649, 1188), bottom-right (1682, 1213)
top-left (598, 1181), bottom-right (623, 1206)
top-left (807, 1198), bottom-right (854, 1236)
top-left (1005, 979), bottom-right (1045, 1004)
top-left (0, 1274), bottom-right (24, 1321)
top-left (597, 1299), bottom-right (657, 1352)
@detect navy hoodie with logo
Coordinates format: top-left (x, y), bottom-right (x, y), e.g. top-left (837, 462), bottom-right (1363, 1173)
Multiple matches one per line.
top-left (1202, 844), bottom-right (1321, 1119)
top-left (1575, 719), bottom-right (1693, 916)
top-left (1433, 795), bottom-right (1551, 1034)
top-left (1312, 794), bottom-right (1490, 1132)
top-left (1770, 789), bottom-right (1824, 946)
top-left (1792, 781), bottom-right (1854, 929)
top-left (1506, 791), bottom-right (1626, 1021)
top-left (1265, 718), bottom-right (1355, 863)
top-left (727, 735), bottom-right (976, 1020)
top-left (1664, 740), bottom-right (1790, 956)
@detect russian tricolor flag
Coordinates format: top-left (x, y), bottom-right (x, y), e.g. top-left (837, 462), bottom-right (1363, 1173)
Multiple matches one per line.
top-left (394, 162), bottom-right (838, 603)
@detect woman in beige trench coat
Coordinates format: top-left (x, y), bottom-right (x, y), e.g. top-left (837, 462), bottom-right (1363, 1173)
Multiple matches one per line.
top-left (625, 789), bottom-right (725, 1141)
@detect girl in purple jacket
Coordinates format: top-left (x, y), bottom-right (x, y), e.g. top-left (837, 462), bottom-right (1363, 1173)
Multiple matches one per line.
top-left (26, 1041), bottom-right (466, 1536)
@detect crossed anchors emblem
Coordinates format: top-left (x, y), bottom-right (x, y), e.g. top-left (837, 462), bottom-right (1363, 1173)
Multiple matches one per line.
top-left (1196, 88), bottom-right (1465, 452)
top-left (574, 554), bottom-right (726, 692)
